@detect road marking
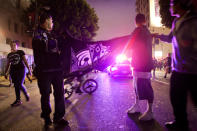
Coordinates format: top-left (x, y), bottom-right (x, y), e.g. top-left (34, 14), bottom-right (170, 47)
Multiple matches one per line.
top-left (153, 79), bottom-right (169, 85)
top-left (66, 98), bottom-right (79, 113)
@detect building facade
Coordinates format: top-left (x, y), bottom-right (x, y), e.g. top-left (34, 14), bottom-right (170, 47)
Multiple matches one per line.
top-left (0, 0), bottom-right (33, 75)
top-left (136, 0), bottom-right (172, 60)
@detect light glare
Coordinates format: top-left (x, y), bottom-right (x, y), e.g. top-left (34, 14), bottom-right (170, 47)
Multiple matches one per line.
top-left (154, 51), bottom-right (162, 59)
top-left (111, 67), bottom-right (118, 71)
top-left (116, 54), bottom-right (127, 63)
top-left (149, 0), bottom-right (162, 27)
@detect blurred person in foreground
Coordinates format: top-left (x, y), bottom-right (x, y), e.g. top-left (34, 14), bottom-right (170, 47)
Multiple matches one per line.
top-left (5, 41), bottom-right (31, 106)
top-left (126, 13), bottom-right (154, 121)
top-left (32, 11), bottom-right (69, 126)
top-left (153, 0), bottom-right (197, 130)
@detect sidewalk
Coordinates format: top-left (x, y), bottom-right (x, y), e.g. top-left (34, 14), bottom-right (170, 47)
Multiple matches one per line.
top-left (152, 70), bottom-right (171, 84)
top-left (0, 76), bottom-right (11, 89)
top-left (0, 72), bottom-right (197, 131)
top-left (0, 75), bottom-right (35, 84)
top-left (0, 76), bottom-right (7, 82)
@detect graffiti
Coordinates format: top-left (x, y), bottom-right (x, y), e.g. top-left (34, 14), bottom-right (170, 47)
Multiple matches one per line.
top-left (70, 43), bottom-right (109, 72)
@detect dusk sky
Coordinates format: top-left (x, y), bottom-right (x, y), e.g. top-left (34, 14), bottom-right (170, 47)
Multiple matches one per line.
top-left (86, 0), bottom-right (136, 40)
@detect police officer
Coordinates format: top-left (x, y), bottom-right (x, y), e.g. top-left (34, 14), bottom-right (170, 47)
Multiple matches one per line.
top-left (32, 11), bottom-right (69, 126)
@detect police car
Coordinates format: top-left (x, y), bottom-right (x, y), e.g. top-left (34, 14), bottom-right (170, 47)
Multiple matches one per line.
top-left (107, 54), bottom-right (133, 77)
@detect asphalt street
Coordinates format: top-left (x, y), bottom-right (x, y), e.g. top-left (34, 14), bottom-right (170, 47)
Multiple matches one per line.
top-left (0, 70), bottom-right (197, 131)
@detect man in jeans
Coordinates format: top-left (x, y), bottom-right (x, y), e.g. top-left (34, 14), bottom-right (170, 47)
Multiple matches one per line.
top-left (32, 11), bottom-right (68, 126)
top-left (126, 14), bottom-right (154, 121)
top-left (153, 0), bottom-right (197, 130)
top-left (5, 41), bottom-right (31, 106)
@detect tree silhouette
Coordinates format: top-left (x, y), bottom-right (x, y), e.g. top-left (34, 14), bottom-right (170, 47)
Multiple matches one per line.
top-left (159, 0), bottom-right (175, 28)
top-left (21, 0), bottom-right (99, 41)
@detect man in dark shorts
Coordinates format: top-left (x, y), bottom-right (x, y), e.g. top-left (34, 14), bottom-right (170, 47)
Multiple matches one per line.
top-left (126, 14), bottom-right (154, 121)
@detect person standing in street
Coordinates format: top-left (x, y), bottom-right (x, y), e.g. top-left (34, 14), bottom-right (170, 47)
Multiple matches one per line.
top-left (164, 53), bottom-right (172, 78)
top-left (5, 41), bottom-right (31, 106)
top-left (153, 0), bottom-right (197, 130)
top-left (152, 57), bottom-right (157, 79)
top-left (126, 13), bottom-right (154, 121)
top-left (32, 11), bottom-right (69, 126)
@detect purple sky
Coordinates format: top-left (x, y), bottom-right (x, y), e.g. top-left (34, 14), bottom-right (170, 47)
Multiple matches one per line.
top-left (86, 0), bottom-right (136, 40)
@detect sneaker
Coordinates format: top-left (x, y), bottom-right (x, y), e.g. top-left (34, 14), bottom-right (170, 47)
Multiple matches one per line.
top-left (25, 93), bottom-right (30, 102)
top-left (127, 104), bottom-right (141, 114)
top-left (165, 121), bottom-right (189, 131)
top-left (138, 111), bottom-right (153, 121)
top-left (11, 100), bottom-right (22, 107)
top-left (53, 118), bottom-right (69, 126)
top-left (44, 117), bottom-right (53, 126)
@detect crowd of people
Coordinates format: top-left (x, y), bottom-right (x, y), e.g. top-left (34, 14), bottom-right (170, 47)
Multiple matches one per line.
top-left (2, 0), bottom-right (197, 130)
top-left (152, 54), bottom-right (172, 78)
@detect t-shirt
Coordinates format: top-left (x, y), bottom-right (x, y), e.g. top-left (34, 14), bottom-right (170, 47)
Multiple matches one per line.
top-left (7, 50), bottom-right (25, 72)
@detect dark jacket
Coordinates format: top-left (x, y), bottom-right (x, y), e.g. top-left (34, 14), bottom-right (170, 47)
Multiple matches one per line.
top-left (159, 11), bottom-right (197, 74)
top-left (127, 25), bottom-right (153, 72)
top-left (32, 27), bottom-right (62, 73)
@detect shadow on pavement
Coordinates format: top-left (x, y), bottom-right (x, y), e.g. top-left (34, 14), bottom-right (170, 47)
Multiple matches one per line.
top-left (65, 95), bottom-right (93, 131)
top-left (0, 84), bottom-right (9, 88)
top-left (0, 93), bottom-right (9, 101)
top-left (54, 125), bottom-right (71, 131)
top-left (127, 113), bottom-right (165, 131)
top-left (43, 124), bottom-right (71, 131)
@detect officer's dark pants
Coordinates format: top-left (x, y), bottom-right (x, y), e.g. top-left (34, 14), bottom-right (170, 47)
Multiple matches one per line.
top-left (10, 68), bottom-right (28, 100)
top-left (170, 71), bottom-right (197, 127)
top-left (37, 71), bottom-right (65, 121)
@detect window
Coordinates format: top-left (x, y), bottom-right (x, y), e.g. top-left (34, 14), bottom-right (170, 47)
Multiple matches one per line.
top-left (21, 42), bottom-right (26, 47)
top-left (8, 19), bottom-right (11, 31)
top-left (16, 0), bottom-right (21, 9)
top-left (21, 25), bottom-right (23, 35)
top-left (6, 38), bottom-right (12, 45)
top-left (14, 23), bottom-right (18, 33)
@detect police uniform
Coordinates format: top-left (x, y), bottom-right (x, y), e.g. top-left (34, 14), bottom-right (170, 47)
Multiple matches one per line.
top-left (32, 26), bottom-right (65, 121)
